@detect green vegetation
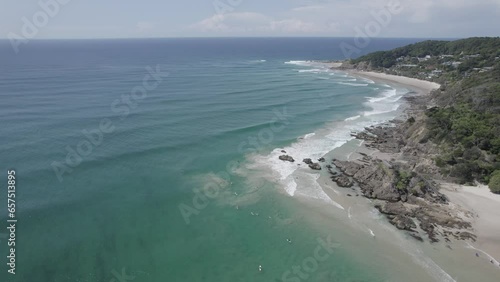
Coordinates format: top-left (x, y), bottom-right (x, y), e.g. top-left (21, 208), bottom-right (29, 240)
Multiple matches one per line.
top-left (396, 170), bottom-right (413, 190)
top-left (351, 37), bottom-right (500, 193)
top-left (352, 37), bottom-right (500, 70)
top-left (425, 64), bottom-right (500, 186)
top-left (489, 171), bottom-right (500, 194)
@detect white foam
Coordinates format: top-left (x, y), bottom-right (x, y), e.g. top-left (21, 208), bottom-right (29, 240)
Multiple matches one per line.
top-left (338, 82), bottom-right (369, 87)
top-left (285, 60), bottom-right (312, 66)
top-left (303, 133), bottom-right (316, 139)
top-left (359, 77), bottom-right (375, 84)
top-left (367, 89), bottom-right (398, 103)
top-left (246, 80), bottom-right (408, 208)
top-left (295, 173), bottom-right (345, 209)
top-left (369, 229), bottom-right (376, 237)
top-left (298, 69), bottom-right (324, 73)
top-left (247, 59), bottom-right (267, 64)
top-left (345, 115), bottom-right (361, 121)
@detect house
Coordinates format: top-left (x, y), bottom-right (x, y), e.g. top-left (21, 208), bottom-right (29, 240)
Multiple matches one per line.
top-left (418, 55), bottom-right (432, 62)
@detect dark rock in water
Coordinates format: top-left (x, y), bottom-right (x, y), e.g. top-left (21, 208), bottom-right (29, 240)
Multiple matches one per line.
top-left (410, 234), bottom-right (424, 242)
top-left (458, 231), bottom-right (477, 242)
top-left (419, 221), bottom-right (439, 243)
top-left (309, 163), bottom-right (322, 170)
top-left (281, 150), bottom-right (287, 153)
top-left (279, 155), bottom-right (295, 162)
top-left (347, 194), bottom-right (352, 197)
top-left (333, 175), bottom-right (354, 188)
top-left (318, 157), bottom-right (326, 162)
top-left (303, 158), bottom-right (313, 165)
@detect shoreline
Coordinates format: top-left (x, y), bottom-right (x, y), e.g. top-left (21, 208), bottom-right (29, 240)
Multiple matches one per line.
top-left (441, 182), bottom-right (500, 263)
top-left (345, 70), bottom-right (441, 94)
top-left (323, 67), bottom-right (500, 277)
top-left (348, 70), bottom-right (500, 261)
top-left (270, 62), bottom-right (500, 280)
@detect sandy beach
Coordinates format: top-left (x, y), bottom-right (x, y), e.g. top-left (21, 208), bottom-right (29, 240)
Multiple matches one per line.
top-left (320, 68), bottom-right (500, 280)
top-left (347, 70), bottom-right (441, 93)
top-left (442, 183), bottom-right (500, 263)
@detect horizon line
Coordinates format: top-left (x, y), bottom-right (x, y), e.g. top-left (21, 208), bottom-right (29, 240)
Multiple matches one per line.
top-left (0, 36), bottom-right (477, 41)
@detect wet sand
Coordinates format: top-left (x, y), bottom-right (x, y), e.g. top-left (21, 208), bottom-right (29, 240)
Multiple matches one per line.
top-left (312, 70), bottom-right (500, 280)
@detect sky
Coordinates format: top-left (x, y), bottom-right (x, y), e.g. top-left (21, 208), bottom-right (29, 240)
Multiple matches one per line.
top-left (1, 0), bottom-right (499, 39)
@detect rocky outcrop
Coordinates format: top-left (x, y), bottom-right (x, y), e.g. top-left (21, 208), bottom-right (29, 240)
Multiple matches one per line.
top-left (333, 155), bottom-right (473, 242)
top-left (376, 202), bottom-right (409, 216)
top-left (332, 175), bottom-right (354, 188)
top-left (353, 125), bottom-right (405, 154)
top-left (309, 163), bottom-right (322, 170)
top-left (279, 155), bottom-right (295, 162)
top-left (353, 161), bottom-right (401, 202)
top-left (303, 158), bottom-right (313, 165)
top-left (332, 159), bottom-right (363, 176)
top-left (390, 215), bottom-right (417, 231)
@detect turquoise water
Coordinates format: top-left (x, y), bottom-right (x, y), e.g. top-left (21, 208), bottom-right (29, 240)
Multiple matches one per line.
top-left (0, 38), bottom-right (424, 282)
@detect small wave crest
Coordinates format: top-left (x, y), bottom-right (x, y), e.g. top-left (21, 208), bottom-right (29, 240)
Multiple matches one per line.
top-left (285, 60), bottom-right (312, 66)
top-left (345, 115), bottom-right (361, 121)
top-left (298, 69), bottom-right (324, 73)
top-left (338, 82), bottom-right (369, 87)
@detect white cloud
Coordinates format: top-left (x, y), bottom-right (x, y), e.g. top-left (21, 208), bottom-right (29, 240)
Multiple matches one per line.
top-left (188, 0), bottom-right (500, 37)
top-left (291, 5), bottom-right (324, 12)
top-left (189, 12), bottom-right (334, 34)
top-left (190, 12), bottom-right (269, 32)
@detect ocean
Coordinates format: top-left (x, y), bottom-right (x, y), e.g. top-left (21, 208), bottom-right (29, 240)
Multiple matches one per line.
top-left (0, 37), bottom-right (451, 282)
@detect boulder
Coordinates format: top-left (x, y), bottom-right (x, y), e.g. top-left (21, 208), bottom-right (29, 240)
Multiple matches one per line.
top-left (303, 158), bottom-right (313, 165)
top-left (332, 160), bottom-right (363, 176)
top-left (353, 162), bottom-right (401, 202)
top-left (377, 202), bottom-right (410, 216)
top-left (279, 155), bottom-right (295, 162)
top-left (333, 175), bottom-right (354, 188)
top-left (309, 163), bottom-right (322, 170)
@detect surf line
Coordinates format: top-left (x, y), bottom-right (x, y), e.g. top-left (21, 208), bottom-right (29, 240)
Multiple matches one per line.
top-left (466, 242), bottom-right (500, 267)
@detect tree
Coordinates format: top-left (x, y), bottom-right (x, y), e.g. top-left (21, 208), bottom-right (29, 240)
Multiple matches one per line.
top-left (489, 170), bottom-right (500, 194)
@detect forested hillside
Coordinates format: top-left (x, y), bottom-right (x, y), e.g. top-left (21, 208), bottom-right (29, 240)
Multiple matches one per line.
top-left (351, 37), bottom-right (500, 193)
